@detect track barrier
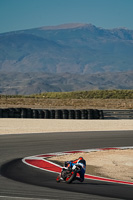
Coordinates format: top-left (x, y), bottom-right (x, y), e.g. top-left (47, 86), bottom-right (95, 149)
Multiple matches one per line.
top-left (0, 108), bottom-right (104, 119)
top-left (0, 108), bottom-right (132, 119)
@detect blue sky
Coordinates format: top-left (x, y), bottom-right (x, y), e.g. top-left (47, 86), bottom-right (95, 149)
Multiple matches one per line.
top-left (0, 0), bottom-right (133, 33)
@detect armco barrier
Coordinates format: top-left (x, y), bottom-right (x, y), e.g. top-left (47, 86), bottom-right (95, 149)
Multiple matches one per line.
top-left (103, 110), bottom-right (133, 119)
top-left (0, 108), bottom-right (103, 119)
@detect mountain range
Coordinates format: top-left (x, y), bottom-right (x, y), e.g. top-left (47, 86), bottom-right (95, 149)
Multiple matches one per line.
top-left (0, 23), bottom-right (133, 94)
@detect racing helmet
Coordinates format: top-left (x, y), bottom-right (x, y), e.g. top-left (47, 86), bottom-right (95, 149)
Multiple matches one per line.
top-left (78, 157), bottom-right (86, 165)
top-left (78, 157), bottom-right (83, 161)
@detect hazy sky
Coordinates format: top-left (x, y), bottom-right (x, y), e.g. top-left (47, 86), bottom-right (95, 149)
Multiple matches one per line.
top-left (0, 0), bottom-right (133, 33)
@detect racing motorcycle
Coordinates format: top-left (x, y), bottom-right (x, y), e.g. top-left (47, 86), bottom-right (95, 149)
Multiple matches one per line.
top-left (56, 164), bottom-right (82, 184)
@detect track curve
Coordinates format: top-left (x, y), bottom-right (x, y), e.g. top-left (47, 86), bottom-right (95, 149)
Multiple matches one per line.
top-left (22, 147), bottom-right (133, 186)
top-left (0, 130), bottom-right (133, 200)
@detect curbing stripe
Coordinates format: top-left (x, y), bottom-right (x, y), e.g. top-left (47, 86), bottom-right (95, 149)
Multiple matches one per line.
top-left (22, 146), bottom-right (133, 186)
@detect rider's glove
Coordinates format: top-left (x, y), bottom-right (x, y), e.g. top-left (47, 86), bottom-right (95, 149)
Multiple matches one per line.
top-left (65, 161), bottom-right (70, 167)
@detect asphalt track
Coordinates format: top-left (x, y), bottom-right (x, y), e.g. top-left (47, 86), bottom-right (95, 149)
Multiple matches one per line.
top-left (0, 130), bottom-right (133, 200)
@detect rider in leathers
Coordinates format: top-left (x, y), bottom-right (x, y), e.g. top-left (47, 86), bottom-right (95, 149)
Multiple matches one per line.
top-left (64, 157), bottom-right (86, 182)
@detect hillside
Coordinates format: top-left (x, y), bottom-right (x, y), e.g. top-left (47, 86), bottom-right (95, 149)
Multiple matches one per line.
top-left (0, 71), bottom-right (133, 95)
top-left (0, 23), bottom-right (133, 74)
top-left (0, 23), bottom-right (133, 94)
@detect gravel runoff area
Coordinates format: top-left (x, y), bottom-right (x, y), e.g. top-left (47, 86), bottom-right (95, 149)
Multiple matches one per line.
top-left (0, 118), bottom-right (133, 182)
top-left (49, 149), bottom-right (133, 182)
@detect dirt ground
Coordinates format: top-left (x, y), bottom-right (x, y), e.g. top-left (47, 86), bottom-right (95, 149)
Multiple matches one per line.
top-left (0, 98), bottom-right (133, 109)
top-left (49, 149), bottom-right (133, 182)
top-left (0, 119), bottom-right (133, 134)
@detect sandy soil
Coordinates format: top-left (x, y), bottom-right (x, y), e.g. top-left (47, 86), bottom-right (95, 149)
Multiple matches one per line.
top-left (49, 149), bottom-right (133, 182)
top-left (0, 119), bottom-right (133, 134)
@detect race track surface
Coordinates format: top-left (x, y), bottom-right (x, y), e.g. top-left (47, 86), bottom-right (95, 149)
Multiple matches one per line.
top-left (0, 130), bottom-right (133, 200)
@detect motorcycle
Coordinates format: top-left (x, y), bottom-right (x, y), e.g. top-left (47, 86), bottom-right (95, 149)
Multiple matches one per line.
top-left (56, 164), bottom-right (82, 184)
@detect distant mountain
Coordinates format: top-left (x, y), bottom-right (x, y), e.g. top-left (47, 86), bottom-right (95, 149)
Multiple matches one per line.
top-left (0, 23), bottom-right (133, 94)
top-left (0, 23), bottom-right (133, 73)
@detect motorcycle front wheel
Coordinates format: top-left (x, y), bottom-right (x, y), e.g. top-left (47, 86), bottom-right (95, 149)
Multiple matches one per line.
top-left (65, 171), bottom-right (76, 184)
top-left (56, 174), bottom-right (61, 182)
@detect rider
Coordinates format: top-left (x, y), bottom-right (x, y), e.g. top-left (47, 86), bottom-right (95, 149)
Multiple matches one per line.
top-left (64, 157), bottom-right (86, 182)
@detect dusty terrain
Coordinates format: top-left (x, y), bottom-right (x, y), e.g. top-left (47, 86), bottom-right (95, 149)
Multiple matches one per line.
top-left (49, 149), bottom-right (133, 182)
top-left (0, 97), bottom-right (133, 109)
top-left (0, 119), bottom-right (133, 134)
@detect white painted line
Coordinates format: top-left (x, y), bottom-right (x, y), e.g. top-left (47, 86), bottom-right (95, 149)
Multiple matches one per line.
top-left (0, 195), bottom-right (52, 200)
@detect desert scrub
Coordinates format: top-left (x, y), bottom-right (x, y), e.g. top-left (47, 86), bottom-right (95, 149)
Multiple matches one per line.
top-left (0, 89), bottom-right (133, 99)
top-left (30, 89), bottom-right (133, 99)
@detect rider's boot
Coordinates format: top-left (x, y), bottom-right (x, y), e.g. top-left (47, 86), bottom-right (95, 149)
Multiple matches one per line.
top-left (76, 177), bottom-right (84, 182)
